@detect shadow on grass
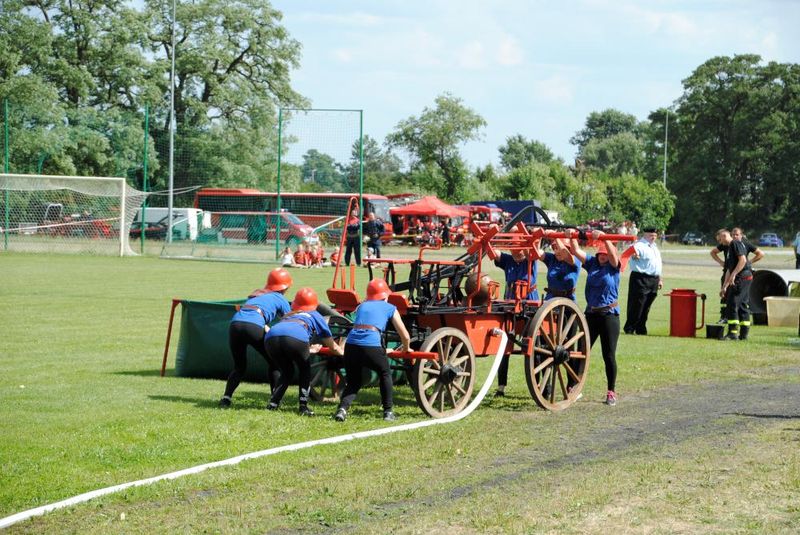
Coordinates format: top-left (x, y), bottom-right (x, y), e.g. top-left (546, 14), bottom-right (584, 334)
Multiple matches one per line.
top-left (114, 369), bottom-right (166, 377)
top-left (149, 389), bottom-right (271, 410)
top-left (728, 412), bottom-right (800, 420)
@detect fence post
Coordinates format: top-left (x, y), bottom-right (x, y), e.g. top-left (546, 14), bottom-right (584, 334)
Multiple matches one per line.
top-left (3, 98), bottom-right (9, 250)
top-left (141, 105), bottom-right (149, 254)
top-left (275, 108), bottom-right (283, 260)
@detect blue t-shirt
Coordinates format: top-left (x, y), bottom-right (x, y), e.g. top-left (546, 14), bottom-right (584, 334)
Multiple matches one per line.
top-left (346, 300), bottom-right (397, 348)
top-left (230, 291), bottom-right (291, 328)
top-left (543, 252), bottom-right (581, 302)
top-left (265, 310), bottom-right (332, 343)
top-left (582, 255), bottom-right (620, 315)
top-left (494, 252), bottom-right (539, 300)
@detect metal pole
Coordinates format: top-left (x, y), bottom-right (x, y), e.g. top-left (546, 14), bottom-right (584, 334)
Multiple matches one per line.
top-left (662, 108), bottom-right (669, 187)
top-left (275, 108), bottom-right (283, 260)
top-left (141, 105), bottom-right (149, 254)
top-left (167, 0), bottom-right (176, 243)
top-left (358, 110), bottom-right (364, 260)
top-left (3, 98), bottom-right (9, 250)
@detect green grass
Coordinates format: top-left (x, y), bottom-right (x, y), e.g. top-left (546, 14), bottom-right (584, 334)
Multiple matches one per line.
top-left (1, 250), bottom-right (799, 533)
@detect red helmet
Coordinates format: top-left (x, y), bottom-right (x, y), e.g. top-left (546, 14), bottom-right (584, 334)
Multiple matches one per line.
top-left (366, 278), bottom-right (391, 301)
top-left (292, 287), bottom-right (319, 311)
top-left (595, 242), bottom-right (609, 256)
top-left (266, 268), bottom-right (293, 291)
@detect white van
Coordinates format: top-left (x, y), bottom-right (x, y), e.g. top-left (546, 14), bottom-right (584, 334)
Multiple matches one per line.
top-left (132, 207), bottom-right (207, 241)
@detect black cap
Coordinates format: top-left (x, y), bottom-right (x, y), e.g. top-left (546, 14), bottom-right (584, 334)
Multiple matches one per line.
top-left (643, 227), bottom-right (658, 233)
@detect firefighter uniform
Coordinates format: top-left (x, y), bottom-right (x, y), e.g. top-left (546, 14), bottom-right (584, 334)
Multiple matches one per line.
top-left (723, 241), bottom-right (753, 340)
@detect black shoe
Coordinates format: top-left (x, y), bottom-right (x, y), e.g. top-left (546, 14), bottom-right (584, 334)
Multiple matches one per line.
top-left (739, 326), bottom-right (749, 340)
top-left (266, 401), bottom-right (279, 411)
top-left (723, 332), bottom-right (739, 341)
top-left (383, 410), bottom-right (397, 422)
top-left (218, 397), bottom-right (231, 408)
top-left (623, 329), bottom-right (635, 335)
top-left (299, 405), bottom-right (315, 417)
top-left (334, 408), bottom-right (347, 422)
top-left (494, 390), bottom-right (505, 397)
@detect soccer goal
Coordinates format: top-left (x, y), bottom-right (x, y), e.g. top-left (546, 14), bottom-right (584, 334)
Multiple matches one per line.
top-left (0, 173), bottom-right (147, 256)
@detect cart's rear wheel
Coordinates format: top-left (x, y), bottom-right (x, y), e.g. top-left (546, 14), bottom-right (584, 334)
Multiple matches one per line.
top-left (524, 298), bottom-right (590, 411)
top-left (412, 327), bottom-right (476, 418)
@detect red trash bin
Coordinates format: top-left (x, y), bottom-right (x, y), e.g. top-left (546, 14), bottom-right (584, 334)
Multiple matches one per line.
top-left (665, 288), bottom-right (706, 337)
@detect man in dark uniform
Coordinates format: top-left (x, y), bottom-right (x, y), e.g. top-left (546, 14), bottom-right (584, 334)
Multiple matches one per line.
top-left (363, 212), bottom-right (385, 259)
top-left (710, 227), bottom-right (764, 323)
top-left (716, 229), bottom-right (753, 340)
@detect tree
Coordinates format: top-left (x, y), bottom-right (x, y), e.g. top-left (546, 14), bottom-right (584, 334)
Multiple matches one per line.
top-left (498, 134), bottom-right (554, 170)
top-left (301, 149), bottom-right (344, 191)
top-left (580, 131), bottom-right (645, 176)
top-left (386, 93), bottom-right (486, 202)
top-left (606, 174), bottom-right (675, 232)
top-left (669, 55), bottom-right (800, 234)
top-left (342, 135), bottom-right (406, 194)
top-left (570, 109), bottom-right (640, 151)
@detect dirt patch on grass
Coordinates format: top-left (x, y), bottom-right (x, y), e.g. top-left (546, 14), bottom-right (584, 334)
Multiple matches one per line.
top-left (332, 373), bottom-right (800, 533)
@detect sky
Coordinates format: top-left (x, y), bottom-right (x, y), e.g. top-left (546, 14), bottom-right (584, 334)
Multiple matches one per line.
top-left (272, 0), bottom-right (800, 169)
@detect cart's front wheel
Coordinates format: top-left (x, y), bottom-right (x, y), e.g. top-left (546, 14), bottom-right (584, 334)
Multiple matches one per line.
top-left (413, 327), bottom-right (476, 418)
top-left (524, 298), bottom-right (590, 411)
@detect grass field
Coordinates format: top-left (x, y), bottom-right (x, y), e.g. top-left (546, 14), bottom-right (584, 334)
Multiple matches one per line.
top-left (1, 248), bottom-right (799, 533)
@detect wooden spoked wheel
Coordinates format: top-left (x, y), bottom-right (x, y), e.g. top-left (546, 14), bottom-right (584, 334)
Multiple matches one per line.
top-left (309, 315), bottom-right (349, 402)
top-left (412, 327), bottom-right (476, 418)
top-left (524, 298), bottom-right (590, 411)
top-left (308, 354), bottom-right (345, 402)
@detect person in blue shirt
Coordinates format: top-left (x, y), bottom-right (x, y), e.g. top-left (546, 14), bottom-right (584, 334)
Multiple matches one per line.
top-left (493, 248), bottom-right (539, 398)
top-left (334, 279), bottom-right (411, 422)
top-left (265, 288), bottom-right (344, 416)
top-left (219, 269), bottom-right (293, 408)
top-left (538, 238), bottom-right (581, 302)
top-left (571, 231), bottom-right (621, 407)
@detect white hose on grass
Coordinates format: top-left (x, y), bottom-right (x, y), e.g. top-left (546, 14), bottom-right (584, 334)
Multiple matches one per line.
top-left (0, 330), bottom-right (508, 529)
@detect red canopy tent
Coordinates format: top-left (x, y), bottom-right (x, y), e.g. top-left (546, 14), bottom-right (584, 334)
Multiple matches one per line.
top-left (389, 196), bottom-right (470, 218)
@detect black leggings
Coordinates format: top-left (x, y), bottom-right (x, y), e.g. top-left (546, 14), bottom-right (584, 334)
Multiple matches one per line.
top-left (344, 236), bottom-right (361, 266)
top-left (586, 313), bottom-right (619, 392)
top-left (223, 321), bottom-right (280, 398)
top-left (339, 343), bottom-right (393, 412)
top-left (266, 336), bottom-right (312, 407)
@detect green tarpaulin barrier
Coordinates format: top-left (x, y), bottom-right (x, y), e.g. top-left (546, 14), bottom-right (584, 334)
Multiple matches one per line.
top-left (174, 299), bottom-right (272, 382)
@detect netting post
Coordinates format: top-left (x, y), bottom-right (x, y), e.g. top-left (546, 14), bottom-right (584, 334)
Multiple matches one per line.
top-left (141, 105), bottom-right (149, 254)
top-left (358, 109), bottom-right (364, 261)
top-left (119, 177), bottom-right (127, 257)
top-left (275, 108), bottom-right (283, 260)
top-left (3, 98), bottom-right (9, 250)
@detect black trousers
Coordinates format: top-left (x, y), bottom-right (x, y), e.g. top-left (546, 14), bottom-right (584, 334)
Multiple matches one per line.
top-left (725, 275), bottom-right (752, 325)
top-left (339, 343), bottom-right (393, 412)
top-left (795, 253), bottom-right (800, 269)
top-left (344, 236), bottom-right (361, 265)
top-left (624, 272), bottom-right (659, 335)
top-left (586, 313), bottom-right (619, 392)
top-left (266, 336), bottom-right (312, 407)
top-left (223, 321), bottom-right (280, 398)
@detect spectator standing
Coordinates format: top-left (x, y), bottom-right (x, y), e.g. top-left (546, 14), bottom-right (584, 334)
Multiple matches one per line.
top-left (716, 229), bottom-right (754, 340)
top-left (344, 207), bottom-right (361, 266)
top-left (363, 212), bottom-right (385, 259)
top-left (218, 269), bottom-right (293, 408)
top-left (710, 227), bottom-right (763, 322)
top-left (623, 227), bottom-right (663, 335)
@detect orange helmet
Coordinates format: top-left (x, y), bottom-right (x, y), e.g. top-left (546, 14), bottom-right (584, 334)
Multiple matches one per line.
top-left (595, 242), bottom-right (609, 256)
top-left (366, 278), bottom-right (391, 301)
top-left (291, 287), bottom-right (319, 311)
top-left (266, 268), bottom-right (293, 291)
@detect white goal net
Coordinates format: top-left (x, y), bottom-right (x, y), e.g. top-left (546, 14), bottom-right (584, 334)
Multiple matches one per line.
top-left (0, 173), bottom-right (147, 256)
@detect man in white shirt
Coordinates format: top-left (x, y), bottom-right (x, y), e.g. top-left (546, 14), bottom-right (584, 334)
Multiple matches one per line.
top-left (623, 227), bottom-right (663, 335)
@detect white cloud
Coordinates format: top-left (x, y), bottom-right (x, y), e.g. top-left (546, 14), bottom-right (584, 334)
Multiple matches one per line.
top-left (533, 75), bottom-right (575, 105)
top-left (332, 48), bottom-right (354, 63)
top-left (497, 35), bottom-right (523, 66)
top-left (458, 41), bottom-right (487, 69)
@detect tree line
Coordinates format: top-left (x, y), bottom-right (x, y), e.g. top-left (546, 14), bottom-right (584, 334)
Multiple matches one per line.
top-left (1, 1), bottom-right (797, 235)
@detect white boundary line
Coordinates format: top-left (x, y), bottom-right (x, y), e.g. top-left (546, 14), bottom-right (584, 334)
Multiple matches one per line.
top-left (0, 330), bottom-right (508, 530)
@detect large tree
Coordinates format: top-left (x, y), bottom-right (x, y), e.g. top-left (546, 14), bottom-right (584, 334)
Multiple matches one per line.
top-left (498, 134), bottom-right (555, 170)
top-left (571, 109), bottom-right (646, 177)
top-left (386, 93), bottom-right (486, 202)
top-left (669, 54), bottom-right (800, 234)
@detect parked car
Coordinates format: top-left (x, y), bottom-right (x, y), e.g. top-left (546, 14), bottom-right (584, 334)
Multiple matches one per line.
top-left (758, 232), bottom-right (784, 247)
top-left (681, 231), bottom-right (706, 246)
top-left (129, 216), bottom-right (169, 240)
